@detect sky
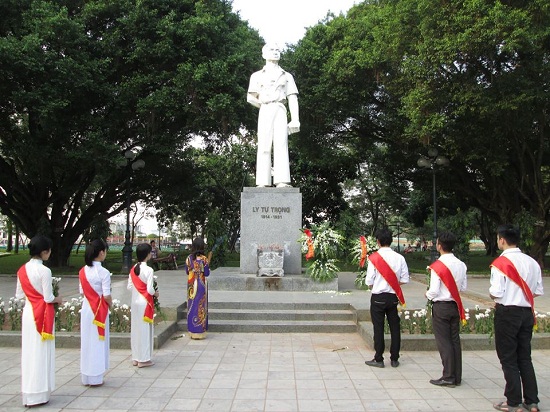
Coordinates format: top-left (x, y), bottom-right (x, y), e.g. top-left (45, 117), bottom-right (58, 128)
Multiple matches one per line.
top-left (231, 0), bottom-right (359, 47)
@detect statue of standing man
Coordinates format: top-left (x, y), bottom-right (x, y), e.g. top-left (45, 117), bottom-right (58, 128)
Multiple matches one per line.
top-left (247, 44), bottom-right (300, 188)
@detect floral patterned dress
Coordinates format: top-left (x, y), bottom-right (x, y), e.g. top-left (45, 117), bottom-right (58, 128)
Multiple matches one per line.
top-left (185, 254), bottom-right (210, 339)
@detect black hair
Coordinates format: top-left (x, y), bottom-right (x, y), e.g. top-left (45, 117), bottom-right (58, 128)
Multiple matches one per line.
top-left (374, 228), bottom-right (392, 247)
top-left (28, 235), bottom-right (53, 257)
top-left (191, 237), bottom-right (206, 258)
top-left (133, 243), bottom-right (152, 275)
top-left (497, 224), bottom-right (520, 246)
top-left (150, 240), bottom-right (156, 245)
top-left (437, 231), bottom-right (456, 253)
top-left (85, 239), bottom-right (108, 266)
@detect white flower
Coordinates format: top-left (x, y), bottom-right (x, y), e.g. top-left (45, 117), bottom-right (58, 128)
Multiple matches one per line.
top-left (405, 315), bottom-right (410, 320)
top-left (70, 306), bottom-right (75, 311)
top-left (465, 308), bottom-right (469, 313)
top-left (122, 304), bottom-right (129, 310)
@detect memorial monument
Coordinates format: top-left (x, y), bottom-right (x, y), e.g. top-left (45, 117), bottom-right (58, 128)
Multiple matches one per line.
top-left (240, 44), bottom-right (302, 276)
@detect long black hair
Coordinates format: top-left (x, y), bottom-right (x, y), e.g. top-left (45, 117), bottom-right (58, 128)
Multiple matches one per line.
top-left (133, 243), bottom-right (152, 275)
top-left (191, 237), bottom-right (206, 258)
top-left (28, 235), bottom-right (53, 258)
top-left (85, 239), bottom-right (108, 266)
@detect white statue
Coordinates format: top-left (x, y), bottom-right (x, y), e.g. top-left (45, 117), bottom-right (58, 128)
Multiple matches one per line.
top-left (247, 43), bottom-right (300, 187)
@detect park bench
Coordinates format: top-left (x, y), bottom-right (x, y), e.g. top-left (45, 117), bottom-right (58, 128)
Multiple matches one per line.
top-left (152, 253), bottom-right (178, 270)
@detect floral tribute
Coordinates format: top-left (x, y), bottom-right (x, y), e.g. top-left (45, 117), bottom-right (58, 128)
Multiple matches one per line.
top-left (351, 235), bottom-right (378, 289)
top-left (298, 222), bottom-right (344, 282)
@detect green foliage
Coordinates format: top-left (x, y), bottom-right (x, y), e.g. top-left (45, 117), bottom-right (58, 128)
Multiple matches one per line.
top-left (204, 208), bottom-right (229, 270)
top-left (0, 0), bottom-right (263, 266)
top-left (288, 0), bottom-right (550, 264)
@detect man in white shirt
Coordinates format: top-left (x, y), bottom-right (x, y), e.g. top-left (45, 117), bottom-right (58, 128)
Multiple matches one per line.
top-left (490, 224), bottom-right (543, 412)
top-left (426, 232), bottom-right (467, 388)
top-left (364, 228), bottom-right (409, 368)
top-left (247, 43), bottom-right (300, 188)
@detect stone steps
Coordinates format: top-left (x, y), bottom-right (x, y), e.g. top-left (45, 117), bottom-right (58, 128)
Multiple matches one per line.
top-left (177, 301), bottom-right (357, 333)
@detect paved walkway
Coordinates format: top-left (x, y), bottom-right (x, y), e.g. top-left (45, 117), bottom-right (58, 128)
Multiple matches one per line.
top-left (0, 269), bottom-right (549, 411)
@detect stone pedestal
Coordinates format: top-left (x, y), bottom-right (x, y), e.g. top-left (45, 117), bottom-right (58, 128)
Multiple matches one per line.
top-left (240, 187), bottom-right (302, 275)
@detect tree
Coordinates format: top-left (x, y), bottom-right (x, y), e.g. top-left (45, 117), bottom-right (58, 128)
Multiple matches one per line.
top-left (0, 0), bottom-right (263, 267)
top-left (288, 0), bottom-right (549, 265)
top-left (154, 139), bottom-right (256, 260)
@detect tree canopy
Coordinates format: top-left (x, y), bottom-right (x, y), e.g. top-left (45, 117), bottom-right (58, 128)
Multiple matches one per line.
top-left (284, 0), bottom-right (549, 264)
top-left (0, 0), bottom-right (263, 266)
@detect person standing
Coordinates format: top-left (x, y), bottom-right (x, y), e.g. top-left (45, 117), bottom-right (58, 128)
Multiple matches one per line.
top-left (364, 228), bottom-right (409, 368)
top-left (426, 232), bottom-right (467, 388)
top-left (15, 235), bottom-right (63, 407)
top-left (150, 240), bottom-right (160, 270)
top-left (247, 43), bottom-right (300, 188)
top-left (79, 239), bottom-right (112, 386)
top-left (127, 243), bottom-right (158, 368)
top-left (186, 238), bottom-right (210, 340)
top-left (490, 225), bottom-right (543, 412)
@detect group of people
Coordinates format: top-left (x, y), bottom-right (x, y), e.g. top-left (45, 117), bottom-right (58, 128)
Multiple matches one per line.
top-left (363, 225), bottom-right (542, 412)
top-left (15, 235), bottom-right (210, 407)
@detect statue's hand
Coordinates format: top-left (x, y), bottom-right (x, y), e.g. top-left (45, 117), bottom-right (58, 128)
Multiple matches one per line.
top-left (288, 120), bottom-right (300, 135)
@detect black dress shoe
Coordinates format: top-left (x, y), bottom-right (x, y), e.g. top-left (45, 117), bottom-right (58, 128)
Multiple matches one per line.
top-left (365, 359), bottom-right (385, 368)
top-left (429, 378), bottom-right (455, 387)
top-left (391, 360), bottom-right (399, 368)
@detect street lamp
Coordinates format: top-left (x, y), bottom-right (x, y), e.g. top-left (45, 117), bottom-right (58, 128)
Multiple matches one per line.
top-left (121, 149), bottom-right (145, 273)
top-left (417, 148), bottom-right (449, 263)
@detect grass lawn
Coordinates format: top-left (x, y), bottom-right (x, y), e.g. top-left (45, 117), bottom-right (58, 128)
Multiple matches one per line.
top-left (1, 249), bottom-right (548, 277)
top-left (0, 250), bottom-right (163, 276)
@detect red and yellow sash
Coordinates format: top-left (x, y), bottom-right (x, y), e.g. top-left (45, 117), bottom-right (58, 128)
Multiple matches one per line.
top-left (17, 265), bottom-right (55, 340)
top-left (491, 255), bottom-right (537, 328)
top-left (359, 236), bottom-right (367, 268)
top-left (79, 267), bottom-right (109, 340)
top-left (304, 229), bottom-right (314, 260)
top-left (429, 260), bottom-right (466, 325)
top-left (368, 251), bottom-right (406, 306)
top-left (130, 266), bottom-right (154, 324)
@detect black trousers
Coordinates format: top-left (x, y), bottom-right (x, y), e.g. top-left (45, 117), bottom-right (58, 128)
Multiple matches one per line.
top-left (431, 301), bottom-right (462, 383)
top-left (494, 304), bottom-right (539, 406)
top-left (370, 293), bottom-right (400, 362)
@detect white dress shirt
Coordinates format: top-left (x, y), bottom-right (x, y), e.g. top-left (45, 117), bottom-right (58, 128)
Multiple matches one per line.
top-left (490, 248), bottom-right (543, 307)
top-left (365, 247), bottom-right (409, 294)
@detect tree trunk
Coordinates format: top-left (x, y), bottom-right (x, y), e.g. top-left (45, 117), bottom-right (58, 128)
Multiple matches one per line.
top-left (6, 220), bottom-right (12, 252)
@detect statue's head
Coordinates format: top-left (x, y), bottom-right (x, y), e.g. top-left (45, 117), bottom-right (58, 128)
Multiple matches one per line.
top-left (262, 43), bottom-right (281, 62)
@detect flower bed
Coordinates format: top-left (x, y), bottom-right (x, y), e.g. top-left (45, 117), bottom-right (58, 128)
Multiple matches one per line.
top-left (385, 305), bottom-right (550, 335)
top-left (0, 296), bottom-right (164, 332)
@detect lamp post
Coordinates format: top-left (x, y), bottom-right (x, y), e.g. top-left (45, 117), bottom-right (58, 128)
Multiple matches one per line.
top-left (417, 148), bottom-right (449, 263)
top-left (121, 149), bottom-right (145, 273)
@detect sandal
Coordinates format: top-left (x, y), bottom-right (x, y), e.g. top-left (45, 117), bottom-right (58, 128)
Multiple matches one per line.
top-left (493, 401), bottom-right (526, 412)
top-left (523, 404), bottom-right (540, 412)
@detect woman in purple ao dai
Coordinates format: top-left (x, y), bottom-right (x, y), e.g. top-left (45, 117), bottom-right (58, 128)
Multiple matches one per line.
top-left (185, 238), bottom-right (210, 339)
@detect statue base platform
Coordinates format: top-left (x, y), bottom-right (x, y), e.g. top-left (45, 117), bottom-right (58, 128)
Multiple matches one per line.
top-left (240, 187), bottom-right (302, 275)
top-left (208, 267), bottom-right (338, 292)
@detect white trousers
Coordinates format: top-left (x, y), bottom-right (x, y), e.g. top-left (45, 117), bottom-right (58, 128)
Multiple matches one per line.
top-left (256, 102), bottom-right (290, 186)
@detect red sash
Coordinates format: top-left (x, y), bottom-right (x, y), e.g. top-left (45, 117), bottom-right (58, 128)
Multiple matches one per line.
top-left (130, 266), bottom-right (154, 323)
top-left (429, 260), bottom-right (466, 324)
top-left (17, 265), bottom-right (55, 340)
top-left (368, 251), bottom-right (406, 306)
top-left (491, 255), bottom-right (537, 327)
top-left (79, 267), bottom-right (109, 340)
